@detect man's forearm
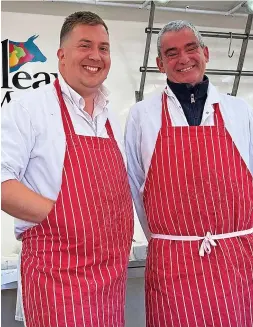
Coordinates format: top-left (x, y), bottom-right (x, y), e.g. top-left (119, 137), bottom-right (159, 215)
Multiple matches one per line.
top-left (1, 180), bottom-right (55, 223)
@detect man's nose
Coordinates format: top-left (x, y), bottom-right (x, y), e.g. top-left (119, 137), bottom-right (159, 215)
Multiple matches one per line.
top-left (178, 51), bottom-right (190, 65)
top-left (88, 48), bottom-right (100, 61)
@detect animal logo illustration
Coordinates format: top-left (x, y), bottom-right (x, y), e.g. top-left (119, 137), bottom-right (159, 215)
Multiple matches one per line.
top-left (9, 35), bottom-right (47, 73)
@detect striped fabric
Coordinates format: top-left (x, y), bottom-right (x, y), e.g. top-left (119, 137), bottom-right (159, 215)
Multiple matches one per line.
top-left (21, 79), bottom-right (134, 327)
top-left (143, 91), bottom-right (253, 327)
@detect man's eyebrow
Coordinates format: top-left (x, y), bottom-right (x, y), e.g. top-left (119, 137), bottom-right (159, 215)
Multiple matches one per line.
top-left (100, 42), bottom-right (110, 46)
top-left (78, 39), bottom-right (110, 46)
top-left (185, 42), bottom-right (199, 47)
top-left (79, 39), bottom-right (91, 43)
top-left (164, 47), bottom-right (178, 54)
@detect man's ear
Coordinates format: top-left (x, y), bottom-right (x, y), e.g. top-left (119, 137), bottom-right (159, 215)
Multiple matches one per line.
top-left (203, 46), bottom-right (209, 63)
top-left (156, 56), bottom-right (165, 73)
top-left (57, 48), bottom-right (65, 63)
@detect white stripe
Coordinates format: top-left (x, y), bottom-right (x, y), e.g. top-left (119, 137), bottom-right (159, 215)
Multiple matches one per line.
top-left (89, 141), bottom-right (115, 327)
top-left (33, 226), bottom-right (47, 327)
top-left (107, 140), bottom-right (132, 325)
top-left (63, 114), bottom-right (83, 327)
top-left (210, 126), bottom-right (226, 232)
top-left (27, 229), bottom-right (37, 326)
top-left (154, 240), bottom-right (162, 327)
top-left (224, 124), bottom-right (235, 232)
top-left (151, 242), bottom-right (158, 327)
top-left (23, 229), bottom-right (36, 327)
top-left (108, 141), bottom-right (131, 327)
top-left (161, 240), bottom-right (173, 326)
top-left (208, 124), bottom-right (232, 326)
top-left (166, 125), bottom-right (183, 236)
top-left (173, 127), bottom-right (190, 235)
top-left (245, 169), bottom-right (253, 227)
top-left (227, 238), bottom-right (247, 324)
top-left (146, 148), bottom-right (162, 234)
top-left (221, 114), bottom-right (245, 325)
top-left (216, 123), bottom-right (231, 233)
top-left (194, 126), bottom-right (215, 323)
top-left (160, 131), bottom-right (177, 233)
top-left (64, 142), bottom-right (87, 326)
top-left (150, 145), bottom-right (166, 234)
top-left (222, 239), bottom-right (243, 325)
top-left (59, 170), bottom-right (77, 327)
top-left (53, 198), bottom-right (68, 327)
top-left (201, 126), bottom-right (223, 325)
top-left (48, 208), bottom-right (60, 327)
top-left (189, 242), bottom-right (211, 326)
top-left (212, 249), bottom-right (232, 327)
top-left (182, 241), bottom-right (198, 326)
top-left (238, 148), bottom-right (247, 229)
top-left (100, 142), bottom-right (124, 326)
top-left (160, 100), bottom-right (177, 234)
top-left (181, 127), bottom-right (199, 235)
top-left (29, 229), bottom-right (41, 326)
top-left (146, 250), bottom-right (152, 327)
top-left (231, 137), bottom-right (242, 230)
top-left (237, 236), bottom-right (253, 325)
top-left (176, 241), bottom-right (190, 327)
top-left (79, 136), bottom-right (107, 327)
top-left (169, 243), bottom-right (182, 327)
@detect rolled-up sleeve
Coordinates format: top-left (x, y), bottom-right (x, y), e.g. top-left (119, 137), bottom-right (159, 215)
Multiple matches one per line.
top-left (1, 100), bottom-right (35, 183)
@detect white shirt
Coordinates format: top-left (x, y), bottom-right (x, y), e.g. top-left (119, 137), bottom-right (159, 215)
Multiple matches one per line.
top-left (1, 74), bottom-right (125, 238)
top-left (125, 82), bottom-right (253, 239)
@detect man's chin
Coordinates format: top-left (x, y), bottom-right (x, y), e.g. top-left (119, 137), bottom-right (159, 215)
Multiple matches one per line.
top-left (176, 76), bottom-right (201, 85)
top-left (81, 81), bottom-right (103, 90)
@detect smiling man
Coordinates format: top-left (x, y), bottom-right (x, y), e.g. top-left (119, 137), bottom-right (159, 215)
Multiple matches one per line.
top-left (125, 20), bottom-right (253, 327)
top-left (1, 11), bottom-right (133, 327)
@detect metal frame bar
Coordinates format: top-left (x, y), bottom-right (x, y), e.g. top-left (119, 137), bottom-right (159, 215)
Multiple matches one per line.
top-left (145, 28), bottom-right (253, 40)
top-left (46, 1), bottom-right (248, 17)
top-left (139, 67), bottom-right (253, 77)
top-left (227, 1), bottom-right (247, 15)
top-left (232, 14), bottom-right (253, 96)
top-left (136, 6), bottom-right (253, 102)
top-left (141, 0), bottom-right (150, 9)
top-left (135, 1), bottom-right (155, 102)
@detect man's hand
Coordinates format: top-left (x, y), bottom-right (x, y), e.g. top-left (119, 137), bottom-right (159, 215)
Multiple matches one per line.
top-left (1, 180), bottom-right (55, 223)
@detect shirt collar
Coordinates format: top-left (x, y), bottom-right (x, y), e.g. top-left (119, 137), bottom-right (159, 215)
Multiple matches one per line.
top-left (57, 72), bottom-right (110, 112)
top-left (165, 78), bottom-right (220, 105)
top-left (167, 75), bottom-right (209, 102)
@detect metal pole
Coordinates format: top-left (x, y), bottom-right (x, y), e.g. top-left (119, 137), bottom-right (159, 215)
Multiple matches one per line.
top-left (135, 1), bottom-right (155, 102)
top-left (231, 14), bottom-right (253, 96)
top-left (141, 0), bottom-right (150, 9)
top-left (140, 67), bottom-right (253, 76)
top-left (145, 27), bottom-right (253, 40)
top-left (226, 1), bottom-right (247, 15)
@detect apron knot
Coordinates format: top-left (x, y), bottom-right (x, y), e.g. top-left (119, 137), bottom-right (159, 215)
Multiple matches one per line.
top-left (199, 232), bottom-right (217, 257)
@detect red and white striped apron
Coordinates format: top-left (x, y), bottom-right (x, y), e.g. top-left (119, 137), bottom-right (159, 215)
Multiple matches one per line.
top-left (143, 92), bottom-right (253, 327)
top-left (21, 79), bottom-right (134, 327)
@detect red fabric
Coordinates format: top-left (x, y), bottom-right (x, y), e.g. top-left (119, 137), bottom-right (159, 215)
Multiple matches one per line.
top-left (143, 92), bottom-right (253, 327)
top-left (21, 79), bottom-right (134, 327)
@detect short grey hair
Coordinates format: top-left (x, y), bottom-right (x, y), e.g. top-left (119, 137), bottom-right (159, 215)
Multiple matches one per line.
top-left (157, 20), bottom-right (205, 57)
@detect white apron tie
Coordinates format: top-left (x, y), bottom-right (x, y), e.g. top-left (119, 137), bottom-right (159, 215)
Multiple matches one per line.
top-left (151, 228), bottom-right (253, 257)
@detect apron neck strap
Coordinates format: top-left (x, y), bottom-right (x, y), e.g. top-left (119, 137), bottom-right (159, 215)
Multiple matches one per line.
top-left (213, 103), bottom-right (225, 128)
top-left (161, 91), bottom-right (172, 135)
top-left (161, 91), bottom-right (225, 130)
top-left (54, 78), bottom-right (76, 135)
top-left (105, 120), bottom-right (115, 139)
